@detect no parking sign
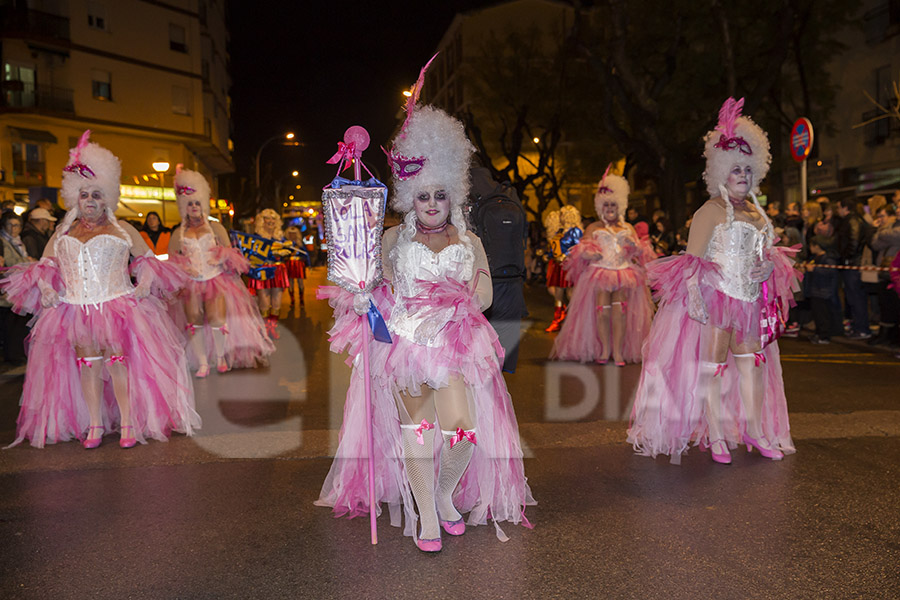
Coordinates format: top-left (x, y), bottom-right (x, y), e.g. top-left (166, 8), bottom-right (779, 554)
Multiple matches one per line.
top-left (791, 118), bottom-right (814, 162)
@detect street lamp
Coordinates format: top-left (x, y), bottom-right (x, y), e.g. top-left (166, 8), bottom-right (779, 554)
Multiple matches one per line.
top-left (152, 160), bottom-right (170, 224)
top-left (255, 132), bottom-right (298, 203)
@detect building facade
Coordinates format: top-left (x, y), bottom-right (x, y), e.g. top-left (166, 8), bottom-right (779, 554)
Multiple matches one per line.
top-left (0, 0), bottom-right (233, 225)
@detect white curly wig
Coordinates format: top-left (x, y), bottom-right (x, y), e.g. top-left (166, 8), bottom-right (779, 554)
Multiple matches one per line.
top-left (174, 166), bottom-right (211, 219)
top-left (543, 210), bottom-right (561, 235)
top-left (594, 173), bottom-right (630, 220)
top-left (60, 130), bottom-right (121, 212)
top-left (702, 98), bottom-right (771, 198)
top-left (388, 105), bottom-right (475, 219)
top-left (255, 208), bottom-right (284, 239)
top-left (560, 204), bottom-right (583, 230)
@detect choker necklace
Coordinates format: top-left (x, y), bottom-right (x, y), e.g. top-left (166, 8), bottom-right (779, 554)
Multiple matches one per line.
top-left (187, 216), bottom-right (205, 229)
top-left (416, 218), bottom-right (449, 234)
top-left (79, 217), bottom-right (105, 231)
top-left (727, 195), bottom-right (747, 209)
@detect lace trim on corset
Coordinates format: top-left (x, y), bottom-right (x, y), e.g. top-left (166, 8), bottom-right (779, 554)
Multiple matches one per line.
top-left (591, 228), bottom-right (633, 270)
top-left (181, 233), bottom-right (224, 281)
top-left (56, 234), bottom-right (134, 307)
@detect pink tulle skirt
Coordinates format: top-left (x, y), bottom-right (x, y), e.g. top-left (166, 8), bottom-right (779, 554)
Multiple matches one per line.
top-left (627, 253), bottom-right (798, 462)
top-left (173, 273), bottom-right (275, 369)
top-left (314, 284), bottom-right (535, 539)
top-left (10, 294), bottom-right (200, 448)
top-left (550, 265), bottom-right (654, 363)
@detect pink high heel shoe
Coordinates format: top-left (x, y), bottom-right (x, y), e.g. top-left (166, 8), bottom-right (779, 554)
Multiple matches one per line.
top-left (82, 426), bottom-right (104, 449)
top-left (699, 439), bottom-right (732, 465)
top-left (614, 360), bottom-right (626, 367)
top-left (416, 537), bottom-right (442, 552)
top-left (216, 358), bottom-right (229, 374)
top-left (440, 518), bottom-right (466, 536)
top-left (742, 433), bottom-right (783, 460)
top-left (195, 364), bottom-right (210, 378)
top-left (119, 425), bottom-right (136, 449)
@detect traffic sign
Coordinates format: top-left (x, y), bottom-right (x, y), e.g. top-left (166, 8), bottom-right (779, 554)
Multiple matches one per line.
top-left (790, 118), bottom-right (814, 162)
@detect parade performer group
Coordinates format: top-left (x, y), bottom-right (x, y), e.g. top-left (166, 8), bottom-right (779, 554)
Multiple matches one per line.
top-left (316, 83), bottom-right (534, 551)
top-left (550, 169), bottom-right (655, 365)
top-left (628, 98), bottom-right (800, 465)
top-left (1, 132), bottom-right (201, 448)
top-left (168, 167), bottom-right (275, 378)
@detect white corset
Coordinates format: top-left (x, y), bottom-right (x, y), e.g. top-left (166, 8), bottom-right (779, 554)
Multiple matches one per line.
top-left (705, 220), bottom-right (766, 302)
top-left (389, 238), bottom-right (475, 347)
top-left (56, 234), bottom-right (134, 306)
top-left (591, 228), bottom-right (633, 270)
top-left (181, 233), bottom-right (223, 281)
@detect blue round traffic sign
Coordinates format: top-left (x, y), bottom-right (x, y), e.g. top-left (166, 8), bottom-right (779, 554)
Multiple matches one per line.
top-left (790, 118), bottom-right (814, 162)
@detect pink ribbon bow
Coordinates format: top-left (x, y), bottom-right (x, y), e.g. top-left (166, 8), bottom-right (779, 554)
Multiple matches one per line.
top-left (326, 141), bottom-right (358, 166)
top-left (219, 324), bottom-right (230, 335)
top-left (449, 427), bottom-right (477, 449)
top-left (713, 363), bottom-right (728, 377)
top-left (414, 419), bottom-right (434, 445)
top-left (185, 323), bottom-right (196, 335)
top-left (108, 356), bottom-right (125, 364)
top-left (753, 352), bottom-right (766, 367)
top-left (76, 357), bottom-right (93, 368)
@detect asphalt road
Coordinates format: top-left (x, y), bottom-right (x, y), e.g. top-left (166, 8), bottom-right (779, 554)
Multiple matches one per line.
top-left (1, 266), bottom-right (898, 600)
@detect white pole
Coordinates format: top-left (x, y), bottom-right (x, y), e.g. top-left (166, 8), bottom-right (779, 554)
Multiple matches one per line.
top-left (800, 158), bottom-right (808, 205)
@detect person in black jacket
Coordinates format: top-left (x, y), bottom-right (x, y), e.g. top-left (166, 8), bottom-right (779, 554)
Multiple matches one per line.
top-left (835, 198), bottom-right (871, 338)
top-left (20, 207), bottom-right (56, 259)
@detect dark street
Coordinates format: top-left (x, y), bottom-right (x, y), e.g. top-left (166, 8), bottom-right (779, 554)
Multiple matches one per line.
top-left (1, 266), bottom-right (899, 600)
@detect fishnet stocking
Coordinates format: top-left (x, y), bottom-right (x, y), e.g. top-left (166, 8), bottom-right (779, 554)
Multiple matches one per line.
top-left (401, 425), bottom-right (439, 540)
top-left (437, 430), bottom-right (475, 522)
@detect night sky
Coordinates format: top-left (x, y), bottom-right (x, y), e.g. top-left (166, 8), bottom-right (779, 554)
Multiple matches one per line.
top-left (228, 0), bottom-right (499, 203)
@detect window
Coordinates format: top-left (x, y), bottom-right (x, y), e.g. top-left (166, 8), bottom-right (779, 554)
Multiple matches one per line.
top-left (87, 1), bottom-right (108, 31)
top-left (172, 85), bottom-right (190, 114)
top-left (91, 69), bottom-right (111, 101)
top-left (11, 142), bottom-right (45, 183)
top-left (169, 24), bottom-right (187, 53)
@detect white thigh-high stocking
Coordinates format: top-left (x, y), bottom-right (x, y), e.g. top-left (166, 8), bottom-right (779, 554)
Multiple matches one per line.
top-left (598, 305), bottom-right (612, 361)
top-left (210, 325), bottom-right (227, 363)
top-left (700, 360), bottom-right (728, 453)
top-left (733, 353), bottom-right (770, 445)
top-left (78, 356), bottom-right (105, 430)
top-left (188, 325), bottom-right (209, 372)
top-left (611, 301), bottom-right (626, 364)
top-left (400, 424), bottom-right (440, 540)
top-left (105, 355), bottom-right (131, 428)
top-left (437, 429), bottom-right (476, 522)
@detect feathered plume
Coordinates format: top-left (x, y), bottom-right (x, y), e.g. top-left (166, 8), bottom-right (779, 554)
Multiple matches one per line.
top-left (402, 53), bottom-right (438, 133)
top-left (69, 129), bottom-right (91, 161)
top-left (715, 97), bottom-right (744, 139)
top-left (597, 163), bottom-right (613, 193)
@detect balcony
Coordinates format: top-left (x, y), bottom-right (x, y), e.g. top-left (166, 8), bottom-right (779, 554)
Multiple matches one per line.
top-left (12, 158), bottom-right (46, 186)
top-left (2, 82), bottom-right (74, 114)
top-left (0, 7), bottom-right (70, 41)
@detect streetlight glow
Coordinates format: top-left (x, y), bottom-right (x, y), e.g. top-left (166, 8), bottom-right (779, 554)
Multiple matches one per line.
top-left (292, 170), bottom-right (299, 177)
top-left (152, 161), bottom-right (170, 173)
top-left (533, 137), bottom-right (540, 144)
top-left (286, 133), bottom-right (295, 140)
top-left (403, 90), bottom-right (413, 97)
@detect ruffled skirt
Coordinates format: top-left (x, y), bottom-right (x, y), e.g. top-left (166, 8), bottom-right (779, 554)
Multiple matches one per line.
top-left (314, 284), bottom-right (535, 539)
top-left (10, 295), bottom-right (200, 448)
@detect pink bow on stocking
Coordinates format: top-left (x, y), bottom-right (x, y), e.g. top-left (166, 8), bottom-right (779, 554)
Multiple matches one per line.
top-left (449, 428), bottom-right (477, 449)
top-left (414, 419), bottom-right (434, 445)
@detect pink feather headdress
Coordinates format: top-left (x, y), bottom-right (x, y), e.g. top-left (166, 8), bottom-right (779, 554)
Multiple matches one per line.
top-left (383, 53), bottom-right (439, 181)
top-left (62, 130), bottom-right (96, 178)
top-left (596, 163), bottom-right (613, 194)
top-left (712, 97), bottom-right (752, 155)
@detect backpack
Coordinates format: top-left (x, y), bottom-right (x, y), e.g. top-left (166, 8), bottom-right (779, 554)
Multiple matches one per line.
top-left (470, 177), bottom-right (528, 279)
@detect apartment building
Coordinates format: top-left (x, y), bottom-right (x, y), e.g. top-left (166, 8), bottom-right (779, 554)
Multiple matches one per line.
top-left (0, 0), bottom-right (233, 225)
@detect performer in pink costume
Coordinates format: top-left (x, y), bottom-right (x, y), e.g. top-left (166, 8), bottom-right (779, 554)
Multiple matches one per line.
top-left (1, 131), bottom-right (200, 449)
top-left (550, 170), bottom-right (655, 365)
top-left (168, 167), bottom-right (274, 377)
top-left (628, 98), bottom-right (800, 465)
top-left (316, 105), bottom-right (534, 553)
